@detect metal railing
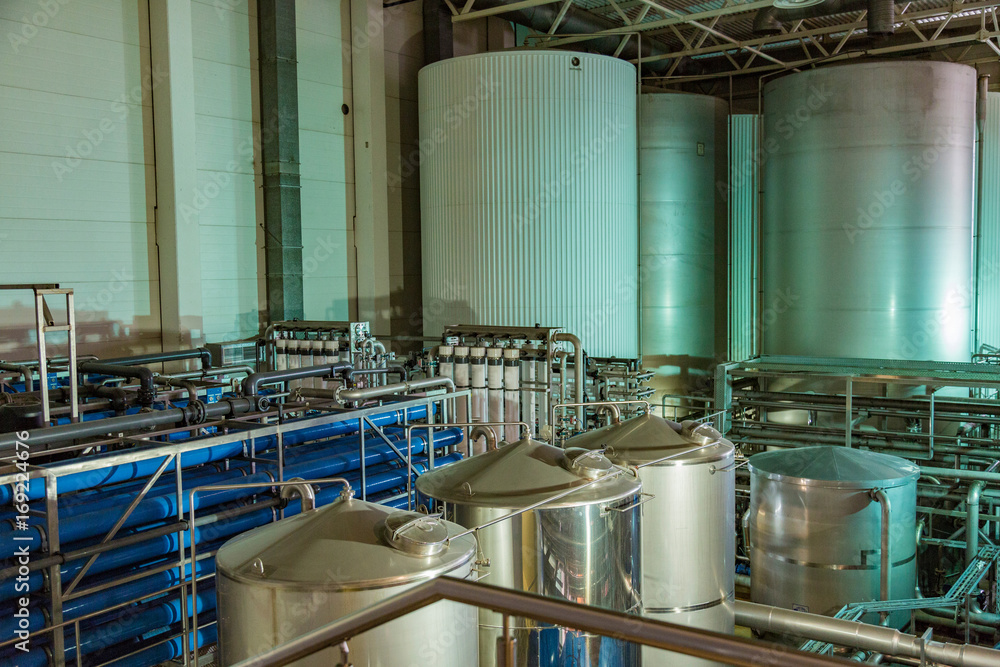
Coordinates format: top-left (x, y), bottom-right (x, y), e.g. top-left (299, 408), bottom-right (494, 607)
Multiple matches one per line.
top-left (229, 577), bottom-right (855, 667)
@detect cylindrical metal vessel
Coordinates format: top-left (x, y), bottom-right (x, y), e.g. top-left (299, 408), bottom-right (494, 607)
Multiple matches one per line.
top-left (568, 415), bottom-right (735, 666)
top-left (216, 495), bottom-right (478, 666)
top-left (419, 51), bottom-right (639, 358)
top-left (639, 93), bottom-right (728, 396)
top-left (415, 438), bottom-right (643, 666)
top-left (748, 447), bottom-right (919, 629)
top-left (762, 62), bottom-right (976, 361)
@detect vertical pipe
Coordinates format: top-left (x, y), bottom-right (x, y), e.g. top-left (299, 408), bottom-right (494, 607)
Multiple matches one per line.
top-left (487, 347), bottom-right (504, 426)
top-left (470, 347), bottom-right (487, 454)
top-left (521, 344), bottom-right (537, 435)
top-left (286, 337), bottom-right (300, 391)
top-left (454, 346), bottom-right (470, 425)
top-left (870, 488), bottom-right (892, 623)
top-left (275, 335), bottom-right (288, 373)
top-left (974, 74), bottom-right (990, 351)
top-left (967, 461), bottom-right (1000, 566)
top-left (554, 332), bottom-right (585, 430)
top-left (503, 349), bottom-right (521, 443)
top-left (537, 349), bottom-right (549, 433)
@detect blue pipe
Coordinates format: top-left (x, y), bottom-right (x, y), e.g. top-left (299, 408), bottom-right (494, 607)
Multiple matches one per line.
top-left (0, 431), bottom-right (457, 553)
top-left (0, 454), bottom-right (465, 666)
top-left (49, 427), bottom-right (417, 519)
top-left (3, 451), bottom-right (462, 605)
top-left (2, 405), bottom-right (430, 503)
top-left (2, 587), bottom-right (217, 667)
top-left (0, 510), bottom-right (269, 602)
top-left (101, 623), bottom-right (217, 667)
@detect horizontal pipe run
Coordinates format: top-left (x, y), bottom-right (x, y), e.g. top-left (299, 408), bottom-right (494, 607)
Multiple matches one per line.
top-left (0, 397), bottom-right (259, 452)
top-left (100, 348), bottom-right (212, 370)
top-left (735, 601), bottom-right (1000, 667)
top-left (735, 390), bottom-right (1000, 417)
top-left (78, 361), bottom-right (157, 407)
top-left (337, 376), bottom-right (455, 403)
top-left (0, 404), bottom-right (428, 503)
top-left (1, 432), bottom-right (457, 552)
top-left (242, 362), bottom-right (352, 396)
top-left (232, 577), bottom-right (853, 667)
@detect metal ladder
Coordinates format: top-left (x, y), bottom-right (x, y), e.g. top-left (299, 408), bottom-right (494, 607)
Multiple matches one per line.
top-left (0, 284), bottom-right (79, 423)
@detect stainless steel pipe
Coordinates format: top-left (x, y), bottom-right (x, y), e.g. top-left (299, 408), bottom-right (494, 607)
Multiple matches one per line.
top-left (231, 578), bottom-right (855, 667)
top-left (735, 601), bottom-right (1000, 667)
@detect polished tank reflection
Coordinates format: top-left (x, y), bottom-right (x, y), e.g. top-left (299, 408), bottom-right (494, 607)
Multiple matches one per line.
top-left (761, 61), bottom-right (975, 361)
top-left (215, 495), bottom-right (478, 666)
top-left (416, 437), bottom-right (643, 666)
top-left (569, 416), bottom-right (735, 667)
top-left (749, 447), bottom-right (919, 630)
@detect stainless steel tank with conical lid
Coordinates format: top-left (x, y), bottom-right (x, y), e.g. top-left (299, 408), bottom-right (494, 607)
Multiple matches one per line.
top-left (748, 446), bottom-right (919, 630)
top-left (567, 416), bottom-right (735, 666)
top-left (216, 493), bottom-right (478, 666)
top-left (415, 436), bottom-right (643, 666)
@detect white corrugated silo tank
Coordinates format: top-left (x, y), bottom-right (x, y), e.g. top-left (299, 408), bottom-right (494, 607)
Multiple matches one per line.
top-left (761, 61), bottom-right (976, 362)
top-left (639, 93), bottom-right (728, 398)
top-left (419, 52), bottom-right (639, 358)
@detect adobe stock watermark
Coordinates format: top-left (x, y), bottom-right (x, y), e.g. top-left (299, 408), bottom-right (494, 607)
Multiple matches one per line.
top-left (389, 76), bottom-right (500, 189)
top-left (513, 115), bottom-right (630, 231)
top-left (897, 251), bottom-right (999, 360)
top-left (843, 127), bottom-right (955, 244)
top-left (10, 430), bottom-right (32, 654)
top-left (51, 64), bottom-right (170, 182)
top-left (76, 267), bottom-right (134, 323)
top-left (8, 0), bottom-right (71, 54)
top-left (718, 83), bottom-right (833, 203)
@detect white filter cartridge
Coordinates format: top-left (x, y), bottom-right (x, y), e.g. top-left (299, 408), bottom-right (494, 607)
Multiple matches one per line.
top-left (503, 348), bottom-right (521, 442)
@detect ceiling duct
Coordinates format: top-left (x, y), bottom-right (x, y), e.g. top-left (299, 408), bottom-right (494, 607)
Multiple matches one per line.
top-left (753, 0), bottom-right (895, 37)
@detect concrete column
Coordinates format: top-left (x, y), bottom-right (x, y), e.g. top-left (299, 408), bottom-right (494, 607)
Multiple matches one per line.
top-left (149, 0), bottom-right (203, 349)
top-left (351, 0), bottom-right (391, 334)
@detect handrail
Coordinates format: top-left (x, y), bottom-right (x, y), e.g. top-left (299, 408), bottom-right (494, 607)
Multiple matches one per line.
top-left (228, 577), bottom-right (854, 667)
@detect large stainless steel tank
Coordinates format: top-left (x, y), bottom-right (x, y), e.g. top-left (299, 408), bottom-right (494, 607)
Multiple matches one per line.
top-left (568, 416), bottom-right (735, 667)
top-left (415, 437), bottom-right (643, 666)
top-left (748, 447), bottom-right (919, 628)
top-left (216, 495), bottom-right (478, 666)
top-left (762, 61), bottom-right (976, 361)
top-left (639, 93), bottom-right (728, 398)
top-left (419, 51), bottom-right (638, 358)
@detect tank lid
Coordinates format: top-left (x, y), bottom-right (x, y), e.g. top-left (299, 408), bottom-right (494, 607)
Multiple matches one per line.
top-left (565, 414), bottom-right (734, 466)
top-left (382, 511), bottom-right (450, 556)
top-left (215, 498), bottom-right (476, 590)
top-left (415, 437), bottom-right (641, 508)
top-left (749, 446), bottom-right (919, 489)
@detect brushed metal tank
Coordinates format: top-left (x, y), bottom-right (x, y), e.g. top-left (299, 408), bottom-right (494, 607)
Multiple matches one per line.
top-left (568, 416), bottom-right (735, 667)
top-left (748, 447), bottom-right (919, 629)
top-left (762, 61), bottom-right (976, 361)
top-left (415, 437), bottom-right (643, 666)
top-left (639, 93), bottom-right (728, 398)
top-left (216, 496), bottom-right (478, 666)
top-left (419, 51), bottom-right (638, 358)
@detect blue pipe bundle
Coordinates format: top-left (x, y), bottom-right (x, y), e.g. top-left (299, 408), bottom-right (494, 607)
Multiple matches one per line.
top-left (0, 407), bottom-right (463, 667)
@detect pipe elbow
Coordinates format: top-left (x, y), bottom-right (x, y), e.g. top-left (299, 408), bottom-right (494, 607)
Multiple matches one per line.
top-left (752, 7), bottom-right (783, 34)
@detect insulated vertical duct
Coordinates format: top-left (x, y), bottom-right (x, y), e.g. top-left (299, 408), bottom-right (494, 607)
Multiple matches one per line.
top-left (639, 93), bottom-right (728, 398)
top-left (258, 0), bottom-right (304, 322)
top-left (761, 62), bottom-right (976, 362)
top-left (419, 52), bottom-right (639, 358)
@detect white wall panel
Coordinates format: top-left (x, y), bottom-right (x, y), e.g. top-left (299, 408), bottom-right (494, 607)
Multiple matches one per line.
top-left (191, 0), bottom-right (260, 342)
top-left (296, 0), bottom-right (353, 321)
top-left (0, 0), bottom-right (158, 359)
